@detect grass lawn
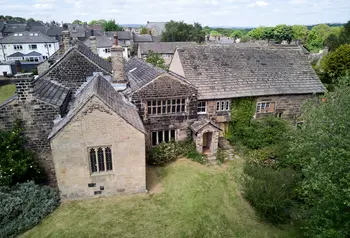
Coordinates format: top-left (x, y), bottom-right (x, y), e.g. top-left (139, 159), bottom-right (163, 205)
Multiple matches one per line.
top-left (0, 84), bottom-right (16, 104)
top-left (22, 159), bottom-right (296, 238)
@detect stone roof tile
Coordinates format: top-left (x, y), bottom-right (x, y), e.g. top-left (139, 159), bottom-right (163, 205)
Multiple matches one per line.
top-left (176, 44), bottom-right (325, 100)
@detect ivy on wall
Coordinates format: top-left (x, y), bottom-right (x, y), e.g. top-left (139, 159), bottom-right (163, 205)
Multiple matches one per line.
top-left (228, 98), bottom-right (256, 139)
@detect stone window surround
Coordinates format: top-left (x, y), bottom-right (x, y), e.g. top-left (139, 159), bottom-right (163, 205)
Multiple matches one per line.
top-left (151, 129), bottom-right (176, 146)
top-left (88, 146), bottom-right (113, 175)
top-left (216, 100), bottom-right (230, 112)
top-left (256, 102), bottom-right (276, 114)
top-left (147, 98), bottom-right (187, 116)
top-left (197, 101), bottom-right (207, 114)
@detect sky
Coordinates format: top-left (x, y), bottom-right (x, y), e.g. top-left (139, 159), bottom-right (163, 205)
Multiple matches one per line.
top-left (0, 0), bottom-right (349, 27)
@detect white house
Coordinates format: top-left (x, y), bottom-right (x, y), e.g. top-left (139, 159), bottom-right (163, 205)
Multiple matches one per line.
top-left (0, 31), bottom-right (59, 62)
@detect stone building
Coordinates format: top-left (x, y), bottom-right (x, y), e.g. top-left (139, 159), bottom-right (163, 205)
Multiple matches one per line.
top-left (0, 33), bottom-right (326, 200)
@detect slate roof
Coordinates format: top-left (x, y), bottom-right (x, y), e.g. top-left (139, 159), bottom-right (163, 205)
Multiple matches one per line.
top-left (190, 118), bottom-right (221, 134)
top-left (139, 42), bottom-right (197, 55)
top-left (175, 44), bottom-right (325, 100)
top-left (48, 74), bottom-right (145, 139)
top-left (3, 24), bottom-right (26, 34)
top-left (105, 31), bottom-right (131, 40)
top-left (46, 25), bottom-right (63, 37)
top-left (84, 35), bottom-right (113, 48)
top-left (0, 21), bottom-right (4, 31)
top-left (25, 51), bottom-right (42, 57)
top-left (133, 33), bottom-right (153, 42)
top-left (146, 22), bottom-right (166, 35)
top-left (7, 52), bottom-right (25, 57)
top-left (0, 31), bottom-right (57, 44)
top-left (124, 58), bottom-right (165, 94)
top-left (33, 78), bottom-right (71, 107)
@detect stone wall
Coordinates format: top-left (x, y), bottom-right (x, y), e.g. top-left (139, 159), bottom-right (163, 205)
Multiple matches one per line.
top-left (50, 96), bottom-right (146, 200)
top-left (131, 73), bottom-right (198, 146)
top-left (45, 50), bottom-right (109, 92)
top-left (193, 124), bottom-right (220, 155)
top-left (0, 97), bottom-right (61, 185)
top-left (254, 94), bottom-right (315, 123)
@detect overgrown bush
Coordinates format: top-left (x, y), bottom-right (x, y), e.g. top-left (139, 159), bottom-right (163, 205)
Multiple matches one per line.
top-left (216, 148), bottom-right (226, 164)
top-left (0, 121), bottom-right (45, 186)
top-left (242, 163), bottom-right (298, 224)
top-left (147, 138), bottom-right (206, 166)
top-left (147, 142), bottom-right (177, 166)
top-left (0, 181), bottom-right (59, 237)
top-left (242, 116), bottom-right (290, 150)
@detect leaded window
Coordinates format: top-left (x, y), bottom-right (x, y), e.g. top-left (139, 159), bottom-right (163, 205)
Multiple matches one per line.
top-left (89, 147), bottom-right (113, 174)
top-left (151, 130), bottom-right (176, 146)
top-left (197, 101), bottom-right (207, 113)
top-left (147, 99), bottom-right (186, 115)
top-left (256, 102), bottom-right (276, 113)
top-left (216, 101), bottom-right (230, 112)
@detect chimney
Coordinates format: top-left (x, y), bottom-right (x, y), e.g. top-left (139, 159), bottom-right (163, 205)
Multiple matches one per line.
top-left (89, 36), bottom-right (97, 54)
top-left (15, 75), bottom-right (34, 103)
top-left (62, 30), bottom-right (70, 53)
top-left (111, 32), bottom-right (126, 84)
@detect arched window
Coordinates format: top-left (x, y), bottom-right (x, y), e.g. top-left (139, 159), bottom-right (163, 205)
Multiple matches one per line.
top-left (97, 148), bottom-right (105, 172)
top-left (90, 148), bottom-right (97, 173)
top-left (105, 147), bottom-right (113, 171)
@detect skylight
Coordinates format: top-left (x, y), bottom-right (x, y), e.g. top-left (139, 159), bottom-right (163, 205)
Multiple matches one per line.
top-left (129, 67), bottom-right (137, 73)
top-left (14, 34), bottom-right (18, 36)
top-left (19, 33), bottom-right (23, 36)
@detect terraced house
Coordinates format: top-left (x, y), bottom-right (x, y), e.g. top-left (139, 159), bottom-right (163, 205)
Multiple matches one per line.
top-left (0, 32), bottom-right (325, 200)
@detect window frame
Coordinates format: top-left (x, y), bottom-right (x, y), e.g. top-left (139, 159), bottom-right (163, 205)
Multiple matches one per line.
top-left (256, 102), bottom-right (276, 114)
top-left (197, 101), bottom-right (207, 114)
top-left (147, 98), bottom-right (186, 116)
top-left (151, 130), bottom-right (176, 146)
top-left (88, 146), bottom-right (113, 175)
top-left (29, 44), bottom-right (37, 50)
top-left (216, 100), bottom-right (230, 112)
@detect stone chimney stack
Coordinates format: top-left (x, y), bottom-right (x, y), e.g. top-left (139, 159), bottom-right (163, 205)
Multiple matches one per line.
top-left (62, 30), bottom-right (70, 53)
top-left (15, 76), bottom-right (34, 103)
top-left (111, 32), bottom-right (126, 84)
top-left (89, 36), bottom-right (97, 54)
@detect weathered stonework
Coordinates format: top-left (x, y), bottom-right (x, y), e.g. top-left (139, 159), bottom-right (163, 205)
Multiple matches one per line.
top-left (50, 96), bottom-right (146, 200)
top-left (45, 50), bottom-right (110, 92)
top-left (192, 124), bottom-right (220, 155)
top-left (131, 73), bottom-right (198, 146)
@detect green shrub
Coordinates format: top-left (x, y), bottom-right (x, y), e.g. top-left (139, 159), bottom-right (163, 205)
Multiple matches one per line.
top-left (186, 151), bottom-right (206, 164)
top-left (174, 138), bottom-right (197, 157)
top-left (242, 163), bottom-right (298, 224)
top-left (147, 142), bottom-right (177, 166)
top-left (242, 116), bottom-right (289, 150)
top-left (0, 121), bottom-right (45, 186)
top-left (0, 181), bottom-right (59, 237)
top-left (216, 148), bottom-right (226, 163)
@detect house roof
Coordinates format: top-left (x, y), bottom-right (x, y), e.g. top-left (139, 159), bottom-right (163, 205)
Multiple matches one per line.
top-left (0, 31), bottom-right (57, 44)
top-left (105, 31), bottom-right (131, 40)
top-left (146, 22), bottom-right (166, 35)
top-left (69, 24), bottom-right (86, 38)
top-left (46, 25), bottom-right (63, 37)
top-left (139, 42), bottom-right (197, 55)
top-left (25, 51), bottom-right (42, 57)
top-left (133, 33), bottom-right (153, 42)
top-left (84, 35), bottom-right (113, 48)
top-left (48, 74), bottom-right (145, 139)
top-left (33, 78), bottom-right (71, 107)
top-left (124, 58), bottom-right (166, 94)
top-left (29, 25), bottom-right (47, 35)
top-left (0, 21), bottom-right (4, 31)
top-left (174, 44), bottom-right (325, 100)
top-left (190, 118), bottom-right (221, 134)
top-left (3, 24), bottom-right (26, 34)
top-left (7, 52), bottom-right (25, 57)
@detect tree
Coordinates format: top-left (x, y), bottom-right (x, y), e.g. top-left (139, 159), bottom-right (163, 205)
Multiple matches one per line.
top-left (161, 21), bottom-right (205, 43)
top-left (325, 21), bottom-right (350, 51)
top-left (203, 26), bottom-right (211, 35)
top-left (210, 30), bottom-right (220, 37)
top-left (146, 51), bottom-right (168, 70)
top-left (306, 24), bottom-right (335, 52)
top-left (247, 27), bottom-right (265, 40)
top-left (285, 77), bottom-right (350, 237)
top-left (262, 27), bottom-right (275, 43)
top-left (72, 19), bottom-right (83, 25)
top-left (0, 121), bottom-right (45, 186)
top-left (273, 24), bottom-right (293, 43)
top-left (230, 30), bottom-right (243, 40)
top-left (240, 35), bottom-right (251, 43)
top-left (88, 19), bottom-right (107, 26)
top-left (321, 44), bottom-right (350, 80)
top-left (140, 26), bottom-right (148, 34)
top-left (292, 25), bottom-right (308, 42)
top-left (102, 20), bottom-right (123, 31)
